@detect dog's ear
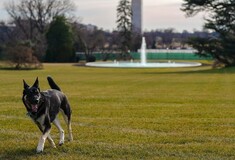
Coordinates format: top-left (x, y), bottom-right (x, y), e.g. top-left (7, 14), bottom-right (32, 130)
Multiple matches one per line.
top-left (32, 77), bottom-right (39, 88)
top-left (23, 80), bottom-right (29, 89)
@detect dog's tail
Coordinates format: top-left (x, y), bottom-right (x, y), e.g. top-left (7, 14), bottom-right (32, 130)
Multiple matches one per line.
top-left (47, 76), bottom-right (61, 91)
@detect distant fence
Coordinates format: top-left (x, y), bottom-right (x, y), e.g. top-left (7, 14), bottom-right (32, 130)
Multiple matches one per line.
top-left (76, 50), bottom-right (212, 61)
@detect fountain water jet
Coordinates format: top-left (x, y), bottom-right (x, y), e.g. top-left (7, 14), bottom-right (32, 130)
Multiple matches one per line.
top-left (140, 37), bottom-right (146, 65)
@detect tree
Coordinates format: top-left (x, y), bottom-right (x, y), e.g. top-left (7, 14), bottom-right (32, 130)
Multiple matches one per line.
top-left (5, 0), bottom-right (75, 38)
top-left (181, 0), bottom-right (235, 66)
top-left (45, 16), bottom-right (74, 62)
top-left (161, 28), bottom-right (175, 49)
top-left (5, 0), bottom-right (75, 60)
top-left (73, 24), bottom-right (106, 62)
top-left (116, 0), bottom-right (132, 60)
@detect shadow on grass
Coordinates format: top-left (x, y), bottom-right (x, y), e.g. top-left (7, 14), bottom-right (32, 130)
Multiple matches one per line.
top-left (0, 148), bottom-right (37, 160)
top-left (0, 144), bottom-right (75, 160)
top-left (0, 67), bottom-right (43, 71)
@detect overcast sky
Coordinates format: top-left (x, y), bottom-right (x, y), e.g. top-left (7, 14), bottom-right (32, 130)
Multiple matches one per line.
top-left (0, 0), bottom-right (205, 32)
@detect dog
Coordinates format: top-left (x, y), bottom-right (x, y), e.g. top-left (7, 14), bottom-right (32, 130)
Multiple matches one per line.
top-left (22, 76), bottom-right (73, 153)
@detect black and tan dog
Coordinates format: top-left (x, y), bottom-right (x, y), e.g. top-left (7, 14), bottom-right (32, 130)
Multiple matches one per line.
top-left (22, 76), bottom-right (73, 153)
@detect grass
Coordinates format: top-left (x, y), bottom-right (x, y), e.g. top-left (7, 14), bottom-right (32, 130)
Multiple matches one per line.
top-left (0, 62), bottom-right (235, 159)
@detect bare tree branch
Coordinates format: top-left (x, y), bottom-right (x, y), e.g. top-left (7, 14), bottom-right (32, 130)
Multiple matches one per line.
top-left (5, 0), bottom-right (76, 36)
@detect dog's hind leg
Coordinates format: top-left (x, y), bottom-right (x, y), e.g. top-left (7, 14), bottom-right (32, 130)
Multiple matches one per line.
top-left (53, 118), bottom-right (65, 146)
top-left (47, 134), bottom-right (56, 148)
top-left (67, 120), bottom-right (73, 141)
top-left (66, 118), bottom-right (73, 141)
top-left (60, 108), bottom-right (73, 141)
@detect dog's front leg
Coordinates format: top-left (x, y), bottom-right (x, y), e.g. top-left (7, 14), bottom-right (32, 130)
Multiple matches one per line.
top-left (36, 117), bottom-right (51, 153)
top-left (37, 129), bottom-right (51, 153)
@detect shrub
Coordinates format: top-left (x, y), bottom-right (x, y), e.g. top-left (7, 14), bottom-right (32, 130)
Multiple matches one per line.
top-left (5, 44), bottom-right (42, 69)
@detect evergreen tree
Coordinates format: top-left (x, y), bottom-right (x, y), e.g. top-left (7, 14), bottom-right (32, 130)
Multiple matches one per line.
top-left (116, 0), bottom-right (132, 60)
top-left (182, 0), bottom-right (235, 66)
top-left (46, 16), bottom-right (74, 62)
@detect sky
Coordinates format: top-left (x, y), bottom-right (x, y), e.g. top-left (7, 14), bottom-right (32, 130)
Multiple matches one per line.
top-left (0, 0), bottom-right (205, 32)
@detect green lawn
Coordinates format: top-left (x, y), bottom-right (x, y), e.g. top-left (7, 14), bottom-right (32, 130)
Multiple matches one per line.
top-left (0, 63), bottom-right (235, 159)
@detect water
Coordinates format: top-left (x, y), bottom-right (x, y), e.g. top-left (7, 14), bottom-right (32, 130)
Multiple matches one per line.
top-left (85, 37), bottom-right (202, 68)
top-left (141, 37), bottom-right (146, 65)
top-left (86, 61), bottom-right (202, 68)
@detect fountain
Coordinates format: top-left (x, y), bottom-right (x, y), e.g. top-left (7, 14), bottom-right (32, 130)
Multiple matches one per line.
top-left (85, 0), bottom-right (201, 68)
top-left (85, 37), bottom-right (202, 68)
top-left (140, 37), bottom-right (146, 65)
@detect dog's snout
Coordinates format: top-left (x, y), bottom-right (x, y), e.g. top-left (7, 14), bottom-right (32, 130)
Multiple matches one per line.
top-left (34, 99), bottom-right (39, 103)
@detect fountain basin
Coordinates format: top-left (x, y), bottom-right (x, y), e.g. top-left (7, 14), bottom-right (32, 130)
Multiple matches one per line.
top-left (86, 61), bottom-right (202, 68)
top-left (86, 37), bottom-right (202, 68)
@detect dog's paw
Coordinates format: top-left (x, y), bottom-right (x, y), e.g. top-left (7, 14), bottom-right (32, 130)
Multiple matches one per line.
top-left (36, 145), bottom-right (44, 153)
top-left (69, 134), bottom-right (73, 141)
top-left (52, 144), bottom-right (57, 148)
top-left (36, 149), bottom-right (43, 154)
top-left (59, 142), bottom-right (64, 146)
